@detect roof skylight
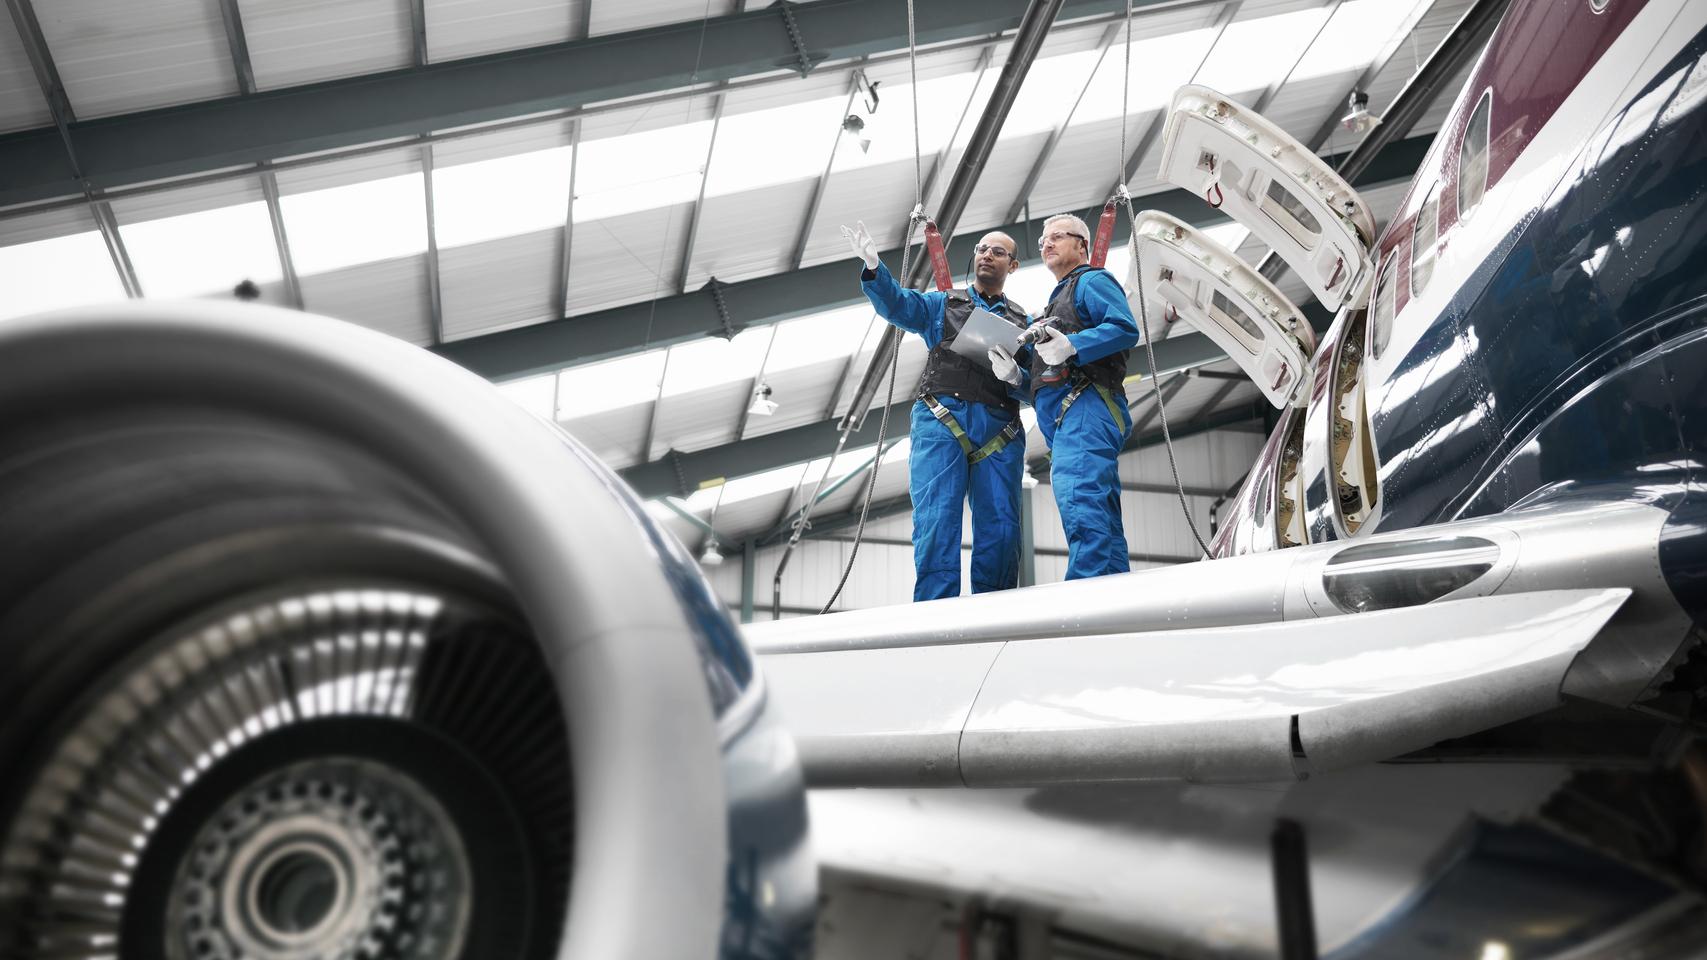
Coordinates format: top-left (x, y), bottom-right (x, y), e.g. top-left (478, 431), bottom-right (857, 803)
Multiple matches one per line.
top-left (280, 173), bottom-right (429, 275)
top-left (0, 230), bottom-right (128, 320)
top-left (433, 145), bottom-right (574, 248)
top-left (120, 201), bottom-right (282, 298)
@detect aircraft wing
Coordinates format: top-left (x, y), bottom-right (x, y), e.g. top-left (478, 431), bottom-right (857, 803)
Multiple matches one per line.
top-left (760, 588), bottom-right (1628, 787)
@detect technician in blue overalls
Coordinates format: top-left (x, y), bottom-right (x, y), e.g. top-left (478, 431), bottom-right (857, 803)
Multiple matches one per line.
top-left (1026, 212), bottom-right (1140, 579)
top-left (842, 221), bottom-right (1030, 601)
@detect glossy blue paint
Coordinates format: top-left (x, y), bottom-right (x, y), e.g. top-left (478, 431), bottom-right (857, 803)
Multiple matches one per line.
top-left (1369, 25), bottom-right (1707, 531)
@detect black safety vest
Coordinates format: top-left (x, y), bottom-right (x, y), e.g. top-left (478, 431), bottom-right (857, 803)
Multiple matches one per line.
top-left (1029, 265), bottom-right (1127, 400)
top-left (921, 289), bottom-right (1030, 415)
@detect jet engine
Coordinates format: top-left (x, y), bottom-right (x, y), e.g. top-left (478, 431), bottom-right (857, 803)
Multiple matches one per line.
top-left (0, 302), bottom-right (814, 959)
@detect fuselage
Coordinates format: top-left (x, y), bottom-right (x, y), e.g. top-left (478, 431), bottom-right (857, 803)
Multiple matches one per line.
top-left (1213, 0), bottom-right (1707, 593)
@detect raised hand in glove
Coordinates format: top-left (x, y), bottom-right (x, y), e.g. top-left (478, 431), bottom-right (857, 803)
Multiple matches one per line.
top-left (1034, 325), bottom-right (1077, 365)
top-left (840, 221), bottom-right (880, 271)
top-left (988, 346), bottom-right (1021, 386)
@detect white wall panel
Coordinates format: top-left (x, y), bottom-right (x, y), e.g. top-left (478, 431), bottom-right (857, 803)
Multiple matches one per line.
top-left (242, 0), bottom-right (412, 92)
top-left (426, 0), bottom-right (581, 63)
top-left (439, 227), bottom-right (560, 339)
top-left (298, 254), bottom-right (433, 344)
top-left (0, 16), bottom-right (50, 133)
top-left (38, 0), bottom-right (239, 119)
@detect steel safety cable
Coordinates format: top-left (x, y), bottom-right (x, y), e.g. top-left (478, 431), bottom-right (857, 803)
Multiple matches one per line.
top-left (1123, 195), bottom-right (1213, 558)
top-left (1110, 0), bottom-right (1211, 559)
top-left (815, 0), bottom-right (923, 613)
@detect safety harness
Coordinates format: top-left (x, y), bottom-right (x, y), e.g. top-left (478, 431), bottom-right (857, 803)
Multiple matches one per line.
top-left (1054, 377), bottom-right (1129, 433)
top-left (921, 395), bottom-right (1023, 464)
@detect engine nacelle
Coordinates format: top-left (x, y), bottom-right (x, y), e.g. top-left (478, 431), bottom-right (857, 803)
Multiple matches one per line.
top-left (0, 302), bottom-right (814, 959)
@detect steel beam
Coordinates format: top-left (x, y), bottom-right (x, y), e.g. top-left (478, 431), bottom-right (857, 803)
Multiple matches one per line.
top-left (733, 325), bottom-right (779, 441)
top-left (1112, 0), bottom-right (1239, 195)
top-left (420, 144), bottom-right (445, 345)
top-left (89, 200), bottom-right (142, 298)
top-left (259, 170), bottom-right (303, 308)
top-left (1129, 370), bottom-right (1192, 435)
top-left (215, 0), bottom-right (257, 94)
top-left (1261, 0), bottom-right (1507, 281)
top-left (843, 0), bottom-right (1066, 434)
top-left (1187, 375), bottom-right (1245, 424)
top-left (791, 74), bottom-right (864, 271)
top-left (1300, 0), bottom-right (1440, 155)
top-left (0, 0), bottom-right (1218, 209)
top-left (1006, 23), bottom-right (1123, 225)
top-left (740, 538), bottom-right (756, 622)
top-left (626, 375), bottom-right (1260, 502)
top-left (6, 0), bottom-right (141, 297)
top-left (1248, 0), bottom-right (1342, 116)
top-left (559, 120), bottom-right (581, 317)
top-left (677, 92), bottom-right (725, 295)
top-left (641, 349), bottom-right (672, 463)
top-left (408, 0), bottom-right (429, 67)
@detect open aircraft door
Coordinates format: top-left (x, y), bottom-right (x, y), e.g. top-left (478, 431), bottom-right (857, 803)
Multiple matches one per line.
top-left (1157, 85), bottom-right (1375, 313)
top-left (1129, 210), bottom-right (1315, 408)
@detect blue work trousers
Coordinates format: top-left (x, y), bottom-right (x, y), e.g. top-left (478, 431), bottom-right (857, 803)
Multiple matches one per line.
top-left (908, 396), bottom-right (1024, 601)
top-left (1037, 386), bottom-right (1132, 579)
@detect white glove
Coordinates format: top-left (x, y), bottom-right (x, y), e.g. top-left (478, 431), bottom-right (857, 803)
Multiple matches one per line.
top-left (988, 346), bottom-right (1020, 385)
top-left (840, 220), bottom-right (880, 271)
top-left (1035, 325), bottom-right (1077, 365)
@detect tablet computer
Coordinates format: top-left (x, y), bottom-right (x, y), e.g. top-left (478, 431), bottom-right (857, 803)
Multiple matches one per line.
top-left (948, 307), bottom-right (1026, 370)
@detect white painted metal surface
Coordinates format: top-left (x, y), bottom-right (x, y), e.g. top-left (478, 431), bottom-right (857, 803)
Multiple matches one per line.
top-left (1159, 84), bottom-right (1375, 312)
top-left (1129, 209), bottom-right (1315, 408)
top-left (765, 588), bottom-right (1628, 786)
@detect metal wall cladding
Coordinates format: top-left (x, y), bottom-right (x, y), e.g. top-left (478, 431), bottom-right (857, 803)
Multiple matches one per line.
top-left (564, 201), bottom-right (695, 317)
top-left (683, 178), bottom-right (818, 290)
top-left (0, 18), bottom-right (51, 133)
top-left (0, 202), bottom-right (100, 247)
top-left (425, 0), bottom-right (579, 64)
top-left (559, 400), bottom-right (654, 470)
top-left (649, 378), bottom-right (751, 459)
top-left (957, 129), bottom-right (1054, 236)
top-left (1028, 111), bottom-right (1157, 218)
top-left (273, 146), bottom-right (423, 195)
top-left (298, 253), bottom-right (433, 345)
top-left (36, 0), bottom-right (238, 119)
top-left (240, 0), bottom-right (412, 92)
top-left (801, 161), bottom-right (922, 268)
top-left (439, 226), bottom-right (560, 339)
top-left (588, 0), bottom-right (728, 39)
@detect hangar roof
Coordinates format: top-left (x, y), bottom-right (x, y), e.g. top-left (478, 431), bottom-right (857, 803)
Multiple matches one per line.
top-left (0, 0), bottom-right (1477, 548)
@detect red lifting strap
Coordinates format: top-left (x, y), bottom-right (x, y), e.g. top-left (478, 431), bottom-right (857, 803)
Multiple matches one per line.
top-left (923, 219), bottom-right (953, 292)
top-left (1090, 199), bottom-right (1117, 268)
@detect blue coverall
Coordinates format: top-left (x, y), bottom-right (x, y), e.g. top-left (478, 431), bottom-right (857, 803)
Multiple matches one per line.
top-left (861, 262), bottom-right (1027, 600)
top-left (1034, 265), bottom-right (1140, 579)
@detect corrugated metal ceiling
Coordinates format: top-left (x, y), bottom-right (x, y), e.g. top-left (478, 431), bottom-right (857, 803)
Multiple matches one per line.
top-left (0, 0), bottom-right (1475, 510)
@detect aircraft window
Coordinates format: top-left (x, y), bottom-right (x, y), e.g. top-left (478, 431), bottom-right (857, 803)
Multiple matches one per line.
top-left (1410, 185), bottom-right (1439, 296)
top-left (1370, 256), bottom-right (1397, 360)
top-left (1210, 288), bottom-right (1263, 342)
top-left (1458, 92), bottom-right (1491, 219)
top-left (1261, 178), bottom-right (1322, 249)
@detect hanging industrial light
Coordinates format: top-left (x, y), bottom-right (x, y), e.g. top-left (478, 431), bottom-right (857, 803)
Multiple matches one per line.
top-left (749, 382), bottom-right (779, 417)
top-left (699, 542), bottom-right (724, 566)
top-left (1340, 89), bottom-right (1383, 135)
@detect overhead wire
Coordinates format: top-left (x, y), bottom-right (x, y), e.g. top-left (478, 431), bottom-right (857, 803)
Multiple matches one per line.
top-left (773, 0), bottom-right (925, 615)
top-left (1113, 0), bottom-right (1213, 558)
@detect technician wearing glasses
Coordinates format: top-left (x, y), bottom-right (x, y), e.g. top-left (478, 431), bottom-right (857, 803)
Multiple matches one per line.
top-left (842, 222), bottom-right (1031, 601)
top-left (1028, 213), bottom-right (1140, 579)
